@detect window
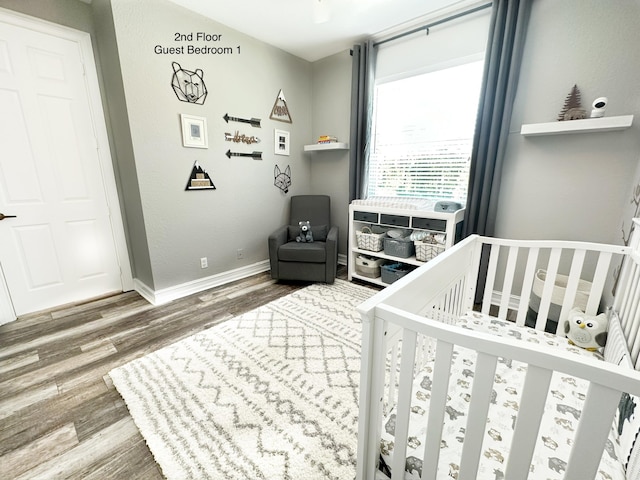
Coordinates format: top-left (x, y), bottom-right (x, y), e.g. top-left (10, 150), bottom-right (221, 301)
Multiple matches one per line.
top-left (368, 60), bottom-right (484, 202)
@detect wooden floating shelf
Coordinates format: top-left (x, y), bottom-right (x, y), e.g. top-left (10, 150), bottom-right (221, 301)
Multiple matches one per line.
top-left (520, 115), bottom-right (634, 136)
top-left (303, 142), bottom-right (349, 152)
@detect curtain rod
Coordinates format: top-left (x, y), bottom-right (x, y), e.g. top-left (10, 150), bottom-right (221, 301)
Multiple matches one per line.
top-left (373, 2), bottom-right (492, 48)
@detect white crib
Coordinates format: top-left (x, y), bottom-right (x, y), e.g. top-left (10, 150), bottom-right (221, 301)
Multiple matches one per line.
top-left (356, 220), bottom-right (640, 480)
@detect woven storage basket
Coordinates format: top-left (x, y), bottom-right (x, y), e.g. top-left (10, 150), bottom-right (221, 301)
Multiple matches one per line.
top-left (415, 241), bottom-right (445, 262)
top-left (356, 226), bottom-right (386, 252)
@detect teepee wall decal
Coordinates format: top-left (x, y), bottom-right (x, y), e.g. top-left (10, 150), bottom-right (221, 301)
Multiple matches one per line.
top-left (269, 89), bottom-right (292, 123)
top-left (185, 161), bottom-right (216, 190)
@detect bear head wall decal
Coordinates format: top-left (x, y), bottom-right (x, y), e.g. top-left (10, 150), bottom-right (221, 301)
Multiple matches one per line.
top-left (171, 61), bottom-right (207, 105)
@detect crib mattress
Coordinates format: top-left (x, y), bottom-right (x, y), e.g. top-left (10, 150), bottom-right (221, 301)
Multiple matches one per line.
top-left (380, 311), bottom-right (625, 480)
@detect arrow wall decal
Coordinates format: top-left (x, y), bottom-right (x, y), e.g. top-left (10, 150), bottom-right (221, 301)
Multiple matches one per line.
top-left (223, 113), bottom-right (261, 128)
top-left (225, 149), bottom-right (262, 160)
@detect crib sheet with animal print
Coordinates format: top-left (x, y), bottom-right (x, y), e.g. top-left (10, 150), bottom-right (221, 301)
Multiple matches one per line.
top-left (379, 312), bottom-right (626, 480)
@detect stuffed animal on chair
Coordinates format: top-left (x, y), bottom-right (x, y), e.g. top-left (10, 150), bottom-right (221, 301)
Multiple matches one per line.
top-left (296, 220), bottom-right (314, 243)
top-left (563, 307), bottom-right (608, 351)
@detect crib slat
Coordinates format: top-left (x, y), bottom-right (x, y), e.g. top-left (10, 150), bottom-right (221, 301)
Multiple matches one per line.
top-left (482, 244), bottom-right (501, 316)
top-left (586, 251), bottom-right (612, 315)
top-left (454, 280), bottom-right (462, 319)
top-left (453, 280), bottom-right (462, 319)
top-left (391, 329), bottom-right (418, 480)
top-left (535, 248), bottom-right (562, 331)
top-left (498, 246), bottom-right (518, 320)
top-left (625, 265), bottom-right (640, 364)
top-left (447, 281), bottom-right (459, 321)
top-left (388, 342), bottom-right (399, 407)
top-left (421, 340), bottom-right (454, 480)
top-left (504, 365), bottom-right (552, 478)
top-left (515, 247), bottom-right (539, 327)
top-left (459, 352), bottom-right (498, 479)
top-left (564, 383), bottom-right (620, 480)
top-left (619, 262), bottom-right (637, 333)
top-left (622, 262), bottom-right (640, 338)
top-left (616, 258), bottom-right (637, 324)
top-left (624, 267), bottom-right (640, 359)
top-left (628, 295), bottom-right (640, 358)
top-left (556, 249), bottom-right (586, 335)
top-left (631, 309), bottom-right (640, 365)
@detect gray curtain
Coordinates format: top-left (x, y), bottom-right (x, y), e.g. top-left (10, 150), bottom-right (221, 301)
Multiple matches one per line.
top-left (349, 40), bottom-right (376, 201)
top-left (463, 0), bottom-right (532, 237)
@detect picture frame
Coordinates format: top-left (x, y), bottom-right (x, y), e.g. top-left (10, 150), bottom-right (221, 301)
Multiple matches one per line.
top-left (180, 114), bottom-right (208, 148)
top-left (274, 129), bottom-right (290, 156)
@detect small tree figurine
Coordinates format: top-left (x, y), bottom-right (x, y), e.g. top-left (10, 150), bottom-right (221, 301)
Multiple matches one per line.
top-left (557, 84), bottom-right (585, 121)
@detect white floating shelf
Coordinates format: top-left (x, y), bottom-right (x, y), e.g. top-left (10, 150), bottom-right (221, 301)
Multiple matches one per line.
top-left (520, 115), bottom-right (634, 136)
top-left (303, 142), bottom-right (349, 152)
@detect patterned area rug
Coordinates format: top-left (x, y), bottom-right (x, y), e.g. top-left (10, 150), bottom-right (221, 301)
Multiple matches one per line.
top-left (109, 280), bottom-right (374, 480)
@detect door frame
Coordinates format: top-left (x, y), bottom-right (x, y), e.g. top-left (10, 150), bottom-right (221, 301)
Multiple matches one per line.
top-left (0, 8), bottom-right (133, 324)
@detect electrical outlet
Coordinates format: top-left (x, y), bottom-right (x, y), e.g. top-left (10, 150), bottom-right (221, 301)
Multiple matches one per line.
top-left (200, 257), bottom-right (208, 268)
top-left (236, 249), bottom-right (244, 259)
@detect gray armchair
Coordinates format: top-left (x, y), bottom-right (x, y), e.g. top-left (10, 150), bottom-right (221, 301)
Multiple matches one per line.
top-left (268, 195), bottom-right (338, 283)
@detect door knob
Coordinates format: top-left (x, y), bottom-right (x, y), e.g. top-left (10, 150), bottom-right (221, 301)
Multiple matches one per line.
top-left (0, 213), bottom-right (16, 221)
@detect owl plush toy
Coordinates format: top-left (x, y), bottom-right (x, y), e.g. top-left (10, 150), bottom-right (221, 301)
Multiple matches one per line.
top-left (563, 307), bottom-right (608, 351)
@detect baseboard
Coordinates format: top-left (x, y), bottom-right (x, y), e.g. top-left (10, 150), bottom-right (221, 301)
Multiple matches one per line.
top-left (134, 260), bottom-right (271, 306)
top-left (338, 253), bottom-right (347, 265)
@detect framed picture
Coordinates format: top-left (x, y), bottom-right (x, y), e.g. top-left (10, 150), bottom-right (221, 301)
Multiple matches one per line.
top-left (274, 129), bottom-right (290, 156)
top-left (180, 114), bottom-right (208, 148)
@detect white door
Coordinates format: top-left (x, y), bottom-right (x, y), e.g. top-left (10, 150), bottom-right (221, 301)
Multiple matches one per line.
top-left (0, 10), bottom-right (131, 320)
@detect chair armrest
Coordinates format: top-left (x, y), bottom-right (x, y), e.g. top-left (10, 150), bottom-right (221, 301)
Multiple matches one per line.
top-left (268, 226), bottom-right (289, 278)
top-left (269, 225), bottom-right (289, 248)
top-left (326, 225), bottom-right (339, 244)
top-left (325, 226), bottom-right (339, 282)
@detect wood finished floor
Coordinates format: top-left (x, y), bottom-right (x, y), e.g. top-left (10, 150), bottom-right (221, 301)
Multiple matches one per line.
top-left (0, 267), bottom-right (354, 479)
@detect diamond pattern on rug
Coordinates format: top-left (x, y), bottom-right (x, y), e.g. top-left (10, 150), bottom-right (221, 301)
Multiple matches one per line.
top-left (109, 280), bottom-right (374, 480)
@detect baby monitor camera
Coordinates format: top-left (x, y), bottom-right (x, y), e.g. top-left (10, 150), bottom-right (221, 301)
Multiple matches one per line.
top-left (590, 97), bottom-right (608, 118)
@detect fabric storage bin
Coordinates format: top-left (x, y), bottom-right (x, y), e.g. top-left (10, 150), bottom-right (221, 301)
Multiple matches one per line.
top-left (355, 255), bottom-right (385, 278)
top-left (415, 241), bottom-right (445, 262)
top-left (356, 226), bottom-right (386, 252)
top-left (381, 262), bottom-right (415, 284)
top-left (383, 237), bottom-right (415, 258)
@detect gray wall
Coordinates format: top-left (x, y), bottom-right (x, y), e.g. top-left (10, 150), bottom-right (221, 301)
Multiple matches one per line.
top-left (92, 0), bottom-right (153, 288)
top-left (496, 0), bottom-right (640, 245)
top-left (109, 0), bottom-right (313, 290)
top-left (310, 50), bottom-right (352, 255)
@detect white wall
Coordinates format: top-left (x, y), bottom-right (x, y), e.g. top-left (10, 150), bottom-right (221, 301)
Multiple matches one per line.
top-left (497, 0), bottom-right (640, 245)
top-left (109, 0), bottom-right (313, 290)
